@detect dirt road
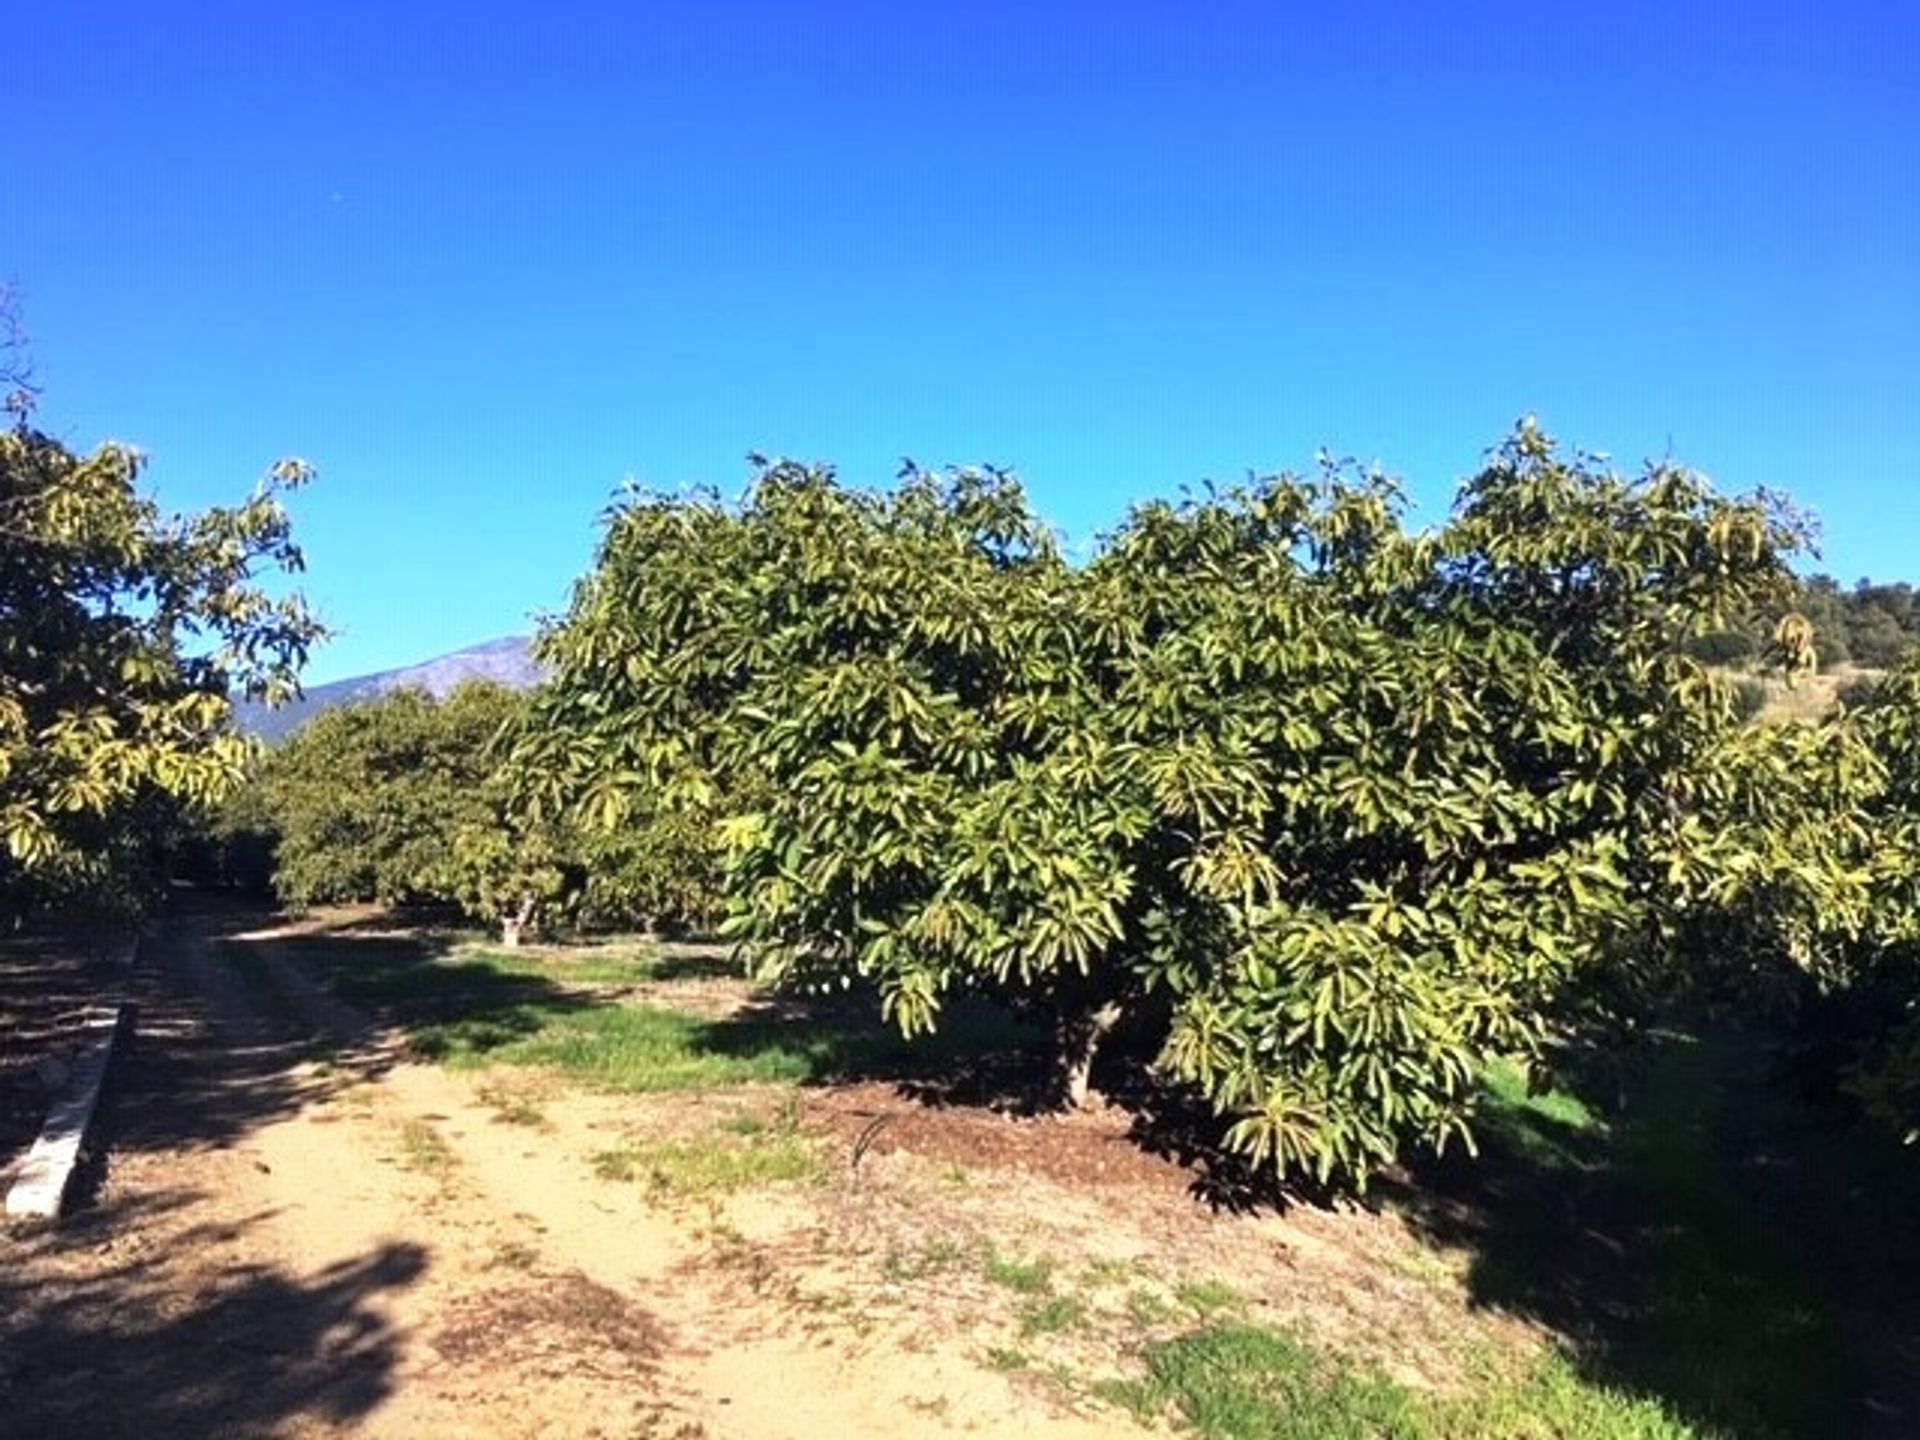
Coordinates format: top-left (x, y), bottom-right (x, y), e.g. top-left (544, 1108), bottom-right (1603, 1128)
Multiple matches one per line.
top-left (0, 910), bottom-right (1128, 1440)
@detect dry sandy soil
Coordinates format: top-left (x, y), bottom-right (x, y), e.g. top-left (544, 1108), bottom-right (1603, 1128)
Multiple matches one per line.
top-left (0, 906), bottom-right (1549, 1440)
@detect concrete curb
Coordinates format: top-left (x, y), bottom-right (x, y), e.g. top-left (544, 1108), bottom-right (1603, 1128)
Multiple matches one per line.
top-left (4, 937), bottom-right (137, 1222)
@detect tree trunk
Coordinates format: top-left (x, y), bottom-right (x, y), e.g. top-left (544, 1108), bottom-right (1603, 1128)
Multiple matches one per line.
top-left (1058, 1000), bottom-right (1124, 1110)
top-left (500, 892), bottom-right (536, 948)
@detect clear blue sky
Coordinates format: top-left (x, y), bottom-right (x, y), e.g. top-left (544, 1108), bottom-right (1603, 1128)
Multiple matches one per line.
top-left (10, 1), bottom-right (1916, 684)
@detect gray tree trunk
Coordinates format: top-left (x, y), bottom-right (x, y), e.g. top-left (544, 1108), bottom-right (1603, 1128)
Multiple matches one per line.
top-left (500, 892), bottom-right (536, 948)
top-left (1059, 1000), bottom-right (1124, 1110)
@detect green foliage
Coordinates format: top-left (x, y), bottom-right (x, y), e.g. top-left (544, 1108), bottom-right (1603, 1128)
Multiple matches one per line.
top-left (0, 388), bottom-right (322, 918)
top-left (1687, 660), bottom-right (1920, 1140)
top-left (253, 681), bottom-right (523, 909)
top-left (1682, 628), bottom-right (1758, 666)
top-left (247, 675), bottom-right (715, 935)
top-left (1802, 576), bottom-right (1920, 670)
top-left (1702, 572), bottom-right (1920, 675)
top-left (532, 423), bottom-right (1809, 1183)
top-left (564, 810), bottom-right (722, 933)
top-left (1114, 1324), bottom-right (1704, 1439)
top-left (1066, 427), bottom-right (1803, 1179)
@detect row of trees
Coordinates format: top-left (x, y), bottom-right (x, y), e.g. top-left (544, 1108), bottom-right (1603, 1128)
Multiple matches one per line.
top-left (9, 338), bottom-right (1917, 1180)
top-left (212, 680), bottom-right (715, 939)
top-left (1690, 573), bottom-right (1920, 671)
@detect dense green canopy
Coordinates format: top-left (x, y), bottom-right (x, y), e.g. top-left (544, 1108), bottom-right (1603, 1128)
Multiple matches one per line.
top-left (525, 423), bottom-right (1820, 1180)
top-left (253, 682), bottom-right (523, 910)
top-left (0, 406), bottom-right (321, 918)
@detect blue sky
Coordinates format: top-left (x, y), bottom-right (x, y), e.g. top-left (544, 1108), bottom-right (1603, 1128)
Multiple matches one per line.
top-left (10, 1), bottom-right (1917, 683)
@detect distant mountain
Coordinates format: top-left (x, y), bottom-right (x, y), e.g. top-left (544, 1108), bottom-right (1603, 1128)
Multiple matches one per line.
top-left (236, 635), bottom-right (544, 740)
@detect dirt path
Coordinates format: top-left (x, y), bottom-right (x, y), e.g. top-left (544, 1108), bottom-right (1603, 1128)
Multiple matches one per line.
top-left (0, 909), bottom-right (1127, 1440)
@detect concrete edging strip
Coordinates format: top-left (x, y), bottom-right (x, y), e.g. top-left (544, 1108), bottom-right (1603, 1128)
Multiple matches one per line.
top-left (5, 938), bottom-right (137, 1222)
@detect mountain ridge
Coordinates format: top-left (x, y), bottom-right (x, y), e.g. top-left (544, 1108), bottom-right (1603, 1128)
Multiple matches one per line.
top-left (236, 635), bottom-right (542, 740)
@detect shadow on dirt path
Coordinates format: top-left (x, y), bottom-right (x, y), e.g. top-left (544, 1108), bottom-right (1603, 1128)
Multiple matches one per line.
top-left (77, 902), bottom-right (344, 1168)
top-left (2, 1211), bottom-right (423, 1440)
top-left (1, 897), bottom-right (435, 1440)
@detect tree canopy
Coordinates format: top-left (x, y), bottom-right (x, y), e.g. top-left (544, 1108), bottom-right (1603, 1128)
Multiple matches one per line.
top-left (525, 423), bottom-right (1815, 1181)
top-left (245, 678), bottom-right (715, 940)
top-left (0, 382), bottom-right (322, 918)
top-left (255, 682), bottom-right (523, 910)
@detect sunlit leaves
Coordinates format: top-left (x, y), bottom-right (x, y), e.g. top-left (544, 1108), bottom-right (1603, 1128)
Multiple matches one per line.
top-left (531, 426), bottom-right (1811, 1183)
top-left (1, 414), bottom-right (323, 917)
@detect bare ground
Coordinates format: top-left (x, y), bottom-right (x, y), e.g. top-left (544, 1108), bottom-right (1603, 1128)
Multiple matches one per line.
top-left (0, 927), bottom-right (135, 1191)
top-left (0, 906), bottom-right (1563, 1439)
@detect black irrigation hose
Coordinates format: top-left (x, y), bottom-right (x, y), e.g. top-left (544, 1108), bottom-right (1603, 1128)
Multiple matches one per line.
top-left (850, 1113), bottom-right (895, 1171)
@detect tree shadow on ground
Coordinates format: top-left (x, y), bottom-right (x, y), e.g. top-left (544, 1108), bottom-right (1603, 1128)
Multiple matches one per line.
top-left (5, 898), bottom-right (370, 1178)
top-left (1102, 1062), bottom-right (1334, 1214)
top-left (642, 946), bottom-right (741, 983)
top-left (236, 921), bottom-right (1318, 1210)
top-left (702, 990), bottom-right (1051, 1088)
top-left (226, 913), bottom-right (1050, 1097)
top-left (217, 911), bottom-right (1342, 1213)
top-left (1384, 1031), bottom-right (1874, 1440)
top-left (0, 928), bottom-right (135, 1176)
top-left (2, 1191), bottom-right (423, 1440)
top-left (132, 905), bottom-right (1920, 1434)
top-left (225, 927), bottom-right (597, 1064)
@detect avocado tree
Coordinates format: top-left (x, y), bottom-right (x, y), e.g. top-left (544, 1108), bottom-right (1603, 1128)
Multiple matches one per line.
top-left (1088, 428), bottom-right (1808, 1176)
top-left (531, 427), bottom-right (1807, 1181)
top-left (1844, 663), bottom-right (1920, 1136)
top-left (256, 682), bottom-right (522, 910)
top-left (1682, 661), bottom-right (1920, 1142)
top-left (0, 380), bottom-right (322, 918)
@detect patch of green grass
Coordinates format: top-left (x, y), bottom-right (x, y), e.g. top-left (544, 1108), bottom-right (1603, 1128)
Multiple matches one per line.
top-left (1431, 1036), bottom-right (1851, 1438)
top-left (1475, 1056), bottom-right (1603, 1169)
top-left (1424, 1352), bottom-right (1697, 1439)
top-left (1112, 1323), bottom-right (1698, 1440)
top-left (474, 1004), bottom-right (835, 1088)
top-left (1175, 1278), bottom-right (1245, 1319)
top-left (590, 1122), bottom-right (823, 1199)
top-left (1130, 1324), bottom-right (1414, 1440)
top-left (984, 1346), bottom-right (1032, 1372)
top-left (1126, 1286), bottom-right (1177, 1328)
top-left (456, 942), bottom-right (669, 987)
top-left (983, 1249), bottom-right (1055, 1294)
top-left (1592, 1038), bottom-right (1847, 1436)
top-left (396, 1118), bottom-right (453, 1174)
top-left (277, 935), bottom-right (1032, 1093)
top-left (1019, 1294), bottom-right (1086, 1337)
